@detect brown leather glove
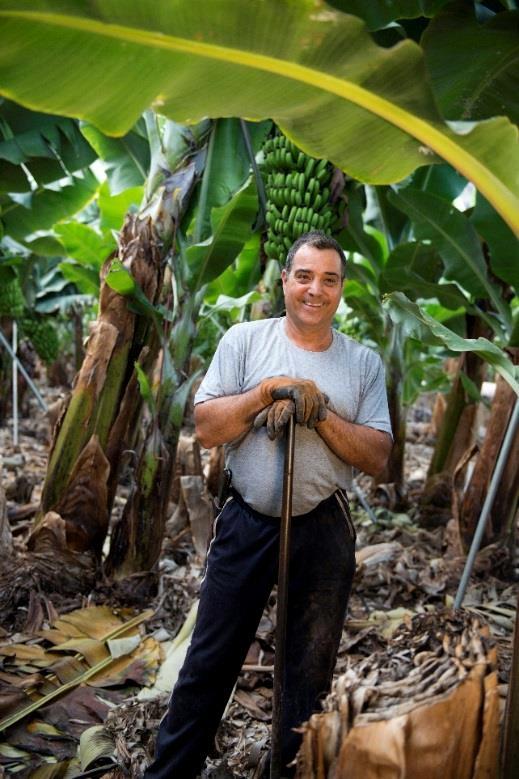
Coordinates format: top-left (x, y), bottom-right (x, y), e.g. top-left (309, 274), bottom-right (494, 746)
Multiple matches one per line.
top-left (259, 376), bottom-right (328, 428)
top-left (253, 398), bottom-right (295, 440)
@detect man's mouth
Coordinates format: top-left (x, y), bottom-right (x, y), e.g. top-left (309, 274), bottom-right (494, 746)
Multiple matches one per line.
top-left (303, 301), bottom-right (324, 308)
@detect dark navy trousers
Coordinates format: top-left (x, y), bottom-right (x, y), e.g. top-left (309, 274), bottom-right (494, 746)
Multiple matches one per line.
top-left (144, 489), bottom-right (356, 778)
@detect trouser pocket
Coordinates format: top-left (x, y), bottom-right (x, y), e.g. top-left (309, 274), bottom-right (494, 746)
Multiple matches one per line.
top-left (334, 489), bottom-right (356, 543)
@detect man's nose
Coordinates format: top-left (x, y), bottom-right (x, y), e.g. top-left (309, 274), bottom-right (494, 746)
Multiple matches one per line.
top-left (308, 277), bottom-right (323, 294)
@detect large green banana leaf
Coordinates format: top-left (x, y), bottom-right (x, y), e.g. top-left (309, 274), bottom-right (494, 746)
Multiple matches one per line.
top-left (190, 118), bottom-right (269, 243)
top-left (380, 241), bottom-right (470, 310)
top-left (204, 234), bottom-right (262, 301)
top-left (388, 187), bottom-right (512, 324)
top-left (185, 179), bottom-right (259, 291)
top-left (471, 194), bottom-right (519, 290)
top-left (1, 170), bottom-right (99, 241)
top-left (55, 222), bottom-right (115, 271)
top-left (0, 0), bottom-right (517, 234)
top-left (422, 5), bottom-right (519, 125)
top-left (80, 119), bottom-right (150, 195)
top-left (0, 98), bottom-right (96, 191)
top-left (97, 182), bottom-right (144, 231)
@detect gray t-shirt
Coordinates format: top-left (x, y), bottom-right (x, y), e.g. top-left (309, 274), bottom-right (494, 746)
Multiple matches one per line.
top-left (195, 317), bottom-right (392, 516)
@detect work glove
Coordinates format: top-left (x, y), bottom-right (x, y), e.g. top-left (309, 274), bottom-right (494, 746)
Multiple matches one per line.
top-left (253, 398), bottom-right (295, 440)
top-left (259, 376), bottom-right (328, 428)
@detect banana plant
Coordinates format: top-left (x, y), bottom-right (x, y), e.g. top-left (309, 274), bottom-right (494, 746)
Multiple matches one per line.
top-left (35, 114), bottom-right (203, 561)
top-left (106, 118), bottom-right (268, 577)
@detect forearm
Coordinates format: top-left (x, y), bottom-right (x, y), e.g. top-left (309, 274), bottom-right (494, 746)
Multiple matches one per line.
top-left (315, 410), bottom-right (392, 477)
top-left (194, 386), bottom-right (266, 448)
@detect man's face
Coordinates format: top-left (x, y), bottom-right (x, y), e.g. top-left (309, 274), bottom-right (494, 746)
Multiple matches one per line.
top-left (281, 244), bottom-right (344, 332)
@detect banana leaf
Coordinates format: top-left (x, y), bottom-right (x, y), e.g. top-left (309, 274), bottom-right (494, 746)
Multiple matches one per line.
top-left (388, 187), bottom-right (511, 325)
top-left (204, 233), bottom-right (262, 301)
top-left (380, 241), bottom-right (470, 310)
top-left (185, 178), bottom-right (259, 291)
top-left (0, 0), bottom-right (517, 233)
top-left (471, 194), bottom-right (519, 290)
top-left (80, 118), bottom-right (151, 195)
top-left (422, 5), bottom-right (519, 125)
top-left (384, 292), bottom-right (519, 395)
top-left (0, 98), bottom-right (96, 188)
top-left (55, 222), bottom-right (115, 270)
top-left (1, 171), bottom-right (99, 242)
top-left (191, 118), bottom-right (269, 243)
top-left (0, 606), bottom-right (155, 732)
top-left (97, 181), bottom-right (144, 231)
top-left (408, 163), bottom-right (468, 202)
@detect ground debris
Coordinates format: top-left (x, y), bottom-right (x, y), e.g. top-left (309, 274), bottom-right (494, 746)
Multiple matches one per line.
top-left (296, 611), bottom-right (500, 779)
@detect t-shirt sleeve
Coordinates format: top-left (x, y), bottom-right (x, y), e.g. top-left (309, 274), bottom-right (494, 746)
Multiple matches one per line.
top-left (355, 353), bottom-right (393, 437)
top-left (194, 328), bottom-right (243, 404)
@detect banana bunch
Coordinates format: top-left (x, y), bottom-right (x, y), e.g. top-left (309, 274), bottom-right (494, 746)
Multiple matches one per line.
top-left (20, 316), bottom-right (59, 364)
top-left (262, 133), bottom-right (334, 262)
top-left (0, 277), bottom-right (26, 318)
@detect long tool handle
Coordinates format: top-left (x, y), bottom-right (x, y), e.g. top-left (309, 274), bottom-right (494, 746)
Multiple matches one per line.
top-left (271, 414), bottom-right (296, 779)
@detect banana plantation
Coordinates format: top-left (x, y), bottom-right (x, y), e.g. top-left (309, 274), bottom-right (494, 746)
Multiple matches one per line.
top-left (0, 0), bottom-right (518, 777)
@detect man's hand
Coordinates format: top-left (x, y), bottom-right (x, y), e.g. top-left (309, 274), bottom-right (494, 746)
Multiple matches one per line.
top-left (259, 377), bottom-right (328, 428)
top-left (253, 398), bottom-right (295, 440)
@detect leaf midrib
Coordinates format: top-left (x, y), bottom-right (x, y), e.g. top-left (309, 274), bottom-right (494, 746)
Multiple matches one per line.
top-left (1, 8), bottom-right (517, 234)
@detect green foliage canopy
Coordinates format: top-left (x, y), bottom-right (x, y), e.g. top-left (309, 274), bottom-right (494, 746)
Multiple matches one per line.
top-left (0, 0), bottom-right (517, 233)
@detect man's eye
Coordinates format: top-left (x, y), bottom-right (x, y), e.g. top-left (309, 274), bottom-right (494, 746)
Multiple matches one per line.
top-left (297, 274), bottom-right (311, 282)
top-left (324, 278), bottom-right (339, 286)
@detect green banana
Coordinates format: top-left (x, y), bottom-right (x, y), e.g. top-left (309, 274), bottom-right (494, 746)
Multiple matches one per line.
top-left (304, 157), bottom-right (316, 179)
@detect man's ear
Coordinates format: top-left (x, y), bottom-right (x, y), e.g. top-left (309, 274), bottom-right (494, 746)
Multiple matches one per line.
top-left (281, 268), bottom-right (287, 284)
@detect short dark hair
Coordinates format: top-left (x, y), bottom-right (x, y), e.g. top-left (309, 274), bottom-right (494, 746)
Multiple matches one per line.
top-left (284, 231), bottom-right (346, 278)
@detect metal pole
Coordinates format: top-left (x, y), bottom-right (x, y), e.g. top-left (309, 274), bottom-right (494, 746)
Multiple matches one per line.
top-left (454, 397), bottom-right (519, 609)
top-left (0, 328), bottom-right (48, 412)
top-left (352, 479), bottom-right (378, 524)
top-left (271, 414), bottom-right (296, 779)
top-left (12, 321), bottom-right (18, 446)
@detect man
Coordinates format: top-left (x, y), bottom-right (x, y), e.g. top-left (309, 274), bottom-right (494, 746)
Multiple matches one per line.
top-left (145, 232), bottom-right (392, 778)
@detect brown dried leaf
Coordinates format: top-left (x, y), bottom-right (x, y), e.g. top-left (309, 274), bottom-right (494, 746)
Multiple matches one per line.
top-left (87, 637), bottom-right (161, 688)
top-left (0, 644), bottom-right (48, 662)
top-left (53, 435), bottom-right (110, 555)
top-left (54, 606), bottom-right (127, 641)
top-left (233, 690), bottom-right (271, 722)
top-left (50, 638), bottom-right (111, 667)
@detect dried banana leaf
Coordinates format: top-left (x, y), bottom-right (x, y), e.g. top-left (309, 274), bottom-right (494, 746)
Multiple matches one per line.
top-left (0, 606), bottom-right (155, 732)
top-left (79, 723), bottom-right (117, 772)
top-left (296, 612), bottom-right (499, 779)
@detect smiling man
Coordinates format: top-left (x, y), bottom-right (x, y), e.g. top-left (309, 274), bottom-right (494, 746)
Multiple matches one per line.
top-left (145, 232), bottom-right (392, 779)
